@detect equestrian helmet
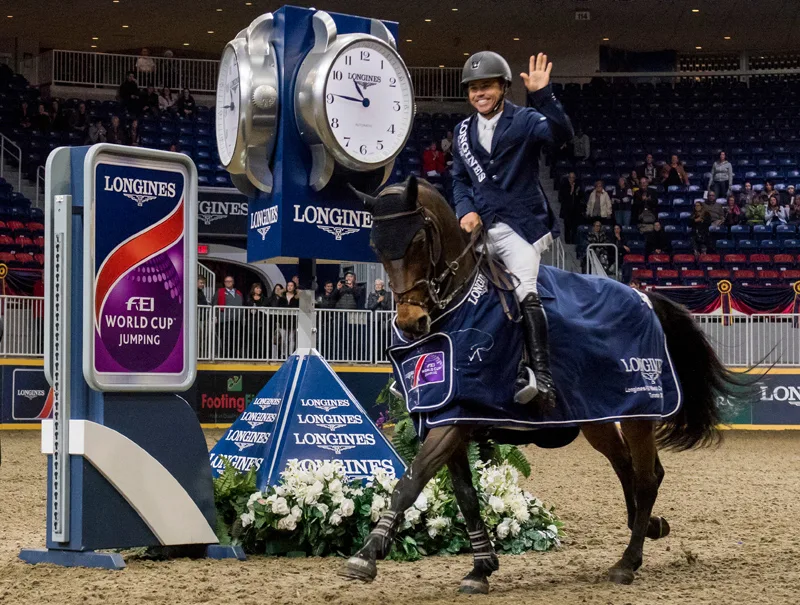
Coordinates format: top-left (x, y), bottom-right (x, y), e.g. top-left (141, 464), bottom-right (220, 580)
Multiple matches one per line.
top-left (461, 51), bottom-right (513, 87)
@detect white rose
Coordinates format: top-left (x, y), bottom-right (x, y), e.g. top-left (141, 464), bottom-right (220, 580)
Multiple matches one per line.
top-left (240, 511), bottom-right (255, 528)
top-left (427, 526), bottom-right (439, 538)
top-left (315, 502), bottom-right (329, 517)
top-left (404, 507), bottom-right (421, 526)
top-left (328, 479), bottom-right (343, 495)
top-left (277, 514), bottom-right (298, 532)
top-left (489, 495), bottom-right (506, 514)
top-left (339, 498), bottom-right (355, 517)
top-left (413, 492), bottom-right (429, 512)
top-left (246, 491), bottom-right (262, 510)
top-left (370, 495), bottom-right (386, 522)
top-left (427, 516), bottom-right (451, 531)
top-left (329, 513), bottom-right (343, 526)
top-left (496, 518), bottom-right (511, 540)
top-left (509, 519), bottom-right (521, 537)
top-left (305, 480), bottom-right (324, 504)
top-left (272, 496), bottom-right (290, 516)
top-left (320, 460), bottom-right (337, 481)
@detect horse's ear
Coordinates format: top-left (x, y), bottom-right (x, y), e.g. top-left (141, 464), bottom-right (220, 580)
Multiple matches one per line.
top-left (347, 183), bottom-right (378, 213)
top-left (405, 174), bottom-right (419, 208)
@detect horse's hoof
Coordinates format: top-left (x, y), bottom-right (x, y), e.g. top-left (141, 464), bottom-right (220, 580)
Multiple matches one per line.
top-left (339, 556), bottom-right (377, 583)
top-left (459, 578), bottom-right (489, 594)
top-left (647, 516), bottom-right (671, 540)
top-left (608, 566), bottom-right (635, 585)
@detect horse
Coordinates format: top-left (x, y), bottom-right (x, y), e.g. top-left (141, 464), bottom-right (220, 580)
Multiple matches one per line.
top-left (340, 175), bottom-right (747, 593)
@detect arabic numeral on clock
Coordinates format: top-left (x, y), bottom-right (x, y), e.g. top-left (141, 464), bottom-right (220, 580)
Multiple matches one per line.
top-left (331, 118), bottom-right (339, 129)
top-left (326, 93), bottom-right (334, 104)
top-left (376, 140), bottom-right (384, 150)
top-left (360, 50), bottom-right (370, 61)
top-left (393, 101), bottom-right (400, 111)
top-left (389, 77), bottom-right (397, 88)
top-left (387, 124), bottom-right (395, 134)
top-left (344, 136), bottom-right (351, 147)
top-left (359, 144), bottom-right (367, 155)
top-left (332, 70), bottom-right (343, 80)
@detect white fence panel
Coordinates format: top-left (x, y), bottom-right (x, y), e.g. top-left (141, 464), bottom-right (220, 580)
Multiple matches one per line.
top-left (693, 314), bottom-right (751, 367)
top-left (0, 296), bottom-right (45, 357)
top-left (750, 314), bottom-right (800, 367)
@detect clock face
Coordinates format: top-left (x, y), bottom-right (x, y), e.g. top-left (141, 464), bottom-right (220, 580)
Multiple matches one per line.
top-left (323, 40), bottom-right (414, 166)
top-left (216, 45), bottom-right (242, 167)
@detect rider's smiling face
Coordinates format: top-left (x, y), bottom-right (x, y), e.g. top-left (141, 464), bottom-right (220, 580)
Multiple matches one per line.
top-left (468, 78), bottom-right (504, 115)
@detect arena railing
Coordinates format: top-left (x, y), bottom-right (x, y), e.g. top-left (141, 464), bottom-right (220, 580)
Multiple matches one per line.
top-left (2, 296), bottom-right (798, 367)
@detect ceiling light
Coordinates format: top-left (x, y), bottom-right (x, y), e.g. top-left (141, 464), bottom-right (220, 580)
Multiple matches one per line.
top-left (112, 0), bottom-right (119, 3)
top-left (91, 45), bottom-right (97, 48)
top-left (452, 8), bottom-right (458, 11)
top-left (602, 37), bottom-right (610, 41)
top-left (439, 65), bottom-right (445, 68)
top-left (122, 24), bottom-right (129, 28)
top-left (405, 39), bottom-right (412, 42)
top-left (691, 8), bottom-right (700, 12)
top-left (513, 37), bottom-right (520, 41)
top-left (183, 42), bottom-right (190, 46)
top-left (6, 15), bottom-right (12, 18)
top-left (424, 18), bottom-right (431, 22)
top-left (463, 52), bottom-right (469, 56)
top-left (724, 36), bottom-right (731, 40)
top-left (245, 1), bottom-right (252, 4)
top-left (92, 36), bottom-right (99, 40)
top-left (207, 30), bottom-right (214, 34)
top-left (216, 8), bottom-right (223, 11)
top-left (695, 45), bottom-right (702, 49)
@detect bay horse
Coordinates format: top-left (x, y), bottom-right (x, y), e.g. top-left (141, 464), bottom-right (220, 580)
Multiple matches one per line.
top-left (341, 176), bottom-right (746, 593)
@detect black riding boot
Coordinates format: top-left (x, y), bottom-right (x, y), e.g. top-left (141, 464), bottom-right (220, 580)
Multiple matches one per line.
top-left (515, 292), bottom-right (557, 408)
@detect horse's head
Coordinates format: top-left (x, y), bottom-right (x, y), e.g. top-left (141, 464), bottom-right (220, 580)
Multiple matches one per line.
top-left (352, 175), bottom-right (473, 338)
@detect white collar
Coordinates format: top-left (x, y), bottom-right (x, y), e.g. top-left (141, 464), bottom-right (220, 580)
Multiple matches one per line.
top-left (477, 111), bottom-right (502, 130)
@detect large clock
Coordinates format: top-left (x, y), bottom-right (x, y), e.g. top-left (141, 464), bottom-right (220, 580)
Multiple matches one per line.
top-left (215, 13), bottom-right (280, 194)
top-left (295, 11), bottom-right (415, 191)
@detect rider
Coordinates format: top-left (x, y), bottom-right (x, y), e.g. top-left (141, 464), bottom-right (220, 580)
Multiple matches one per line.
top-left (451, 51), bottom-right (574, 407)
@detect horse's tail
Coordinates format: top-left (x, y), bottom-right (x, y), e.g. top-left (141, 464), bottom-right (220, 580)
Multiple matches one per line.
top-left (647, 290), bottom-right (751, 451)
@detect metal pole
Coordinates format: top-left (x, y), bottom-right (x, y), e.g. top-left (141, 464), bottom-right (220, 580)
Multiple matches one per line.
top-left (297, 258), bottom-right (317, 350)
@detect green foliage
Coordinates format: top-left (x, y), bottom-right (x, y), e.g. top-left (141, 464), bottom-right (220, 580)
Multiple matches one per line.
top-left (376, 380), bottom-right (408, 425)
top-left (212, 459), bottom-right (257, 545)
top-left (493, 444), bottom-right (532, 478)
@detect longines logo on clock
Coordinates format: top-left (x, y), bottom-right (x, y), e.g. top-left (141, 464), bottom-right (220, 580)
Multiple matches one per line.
top-left (292, 204), bottom-right (372, 240)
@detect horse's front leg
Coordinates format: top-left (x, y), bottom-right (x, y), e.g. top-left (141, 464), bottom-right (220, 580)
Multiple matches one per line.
top-left (448, 442), bottom-right (499, 595)
top-left (341, 425), bottom-right (470, 582)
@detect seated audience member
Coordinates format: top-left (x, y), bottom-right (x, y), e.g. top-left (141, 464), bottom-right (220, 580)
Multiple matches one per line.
top-left (177, 88), bottom-right (196, 118)
top-left (789, 196), bottom-right (800, 224)
top-left (17, 100), bottom-right (32, 129)
top-left (645, 221), bottom-right (671, 256)
top-left (738, 181), bottom-right (755, 207)
top-left (780, 184), bottom-right (796, 207)
top-left (106, 115), bottom-right (125, 145)
top-left (587, 220), bottom-right (611, 272)
top-left (246, 283), bottom-right (268, 307)
top-left (611, 176), bottom-right (633, 226)
top-left (316, 281), bottom-right (338, 309)
top-left (141, 85), bottom-right (159, 116)
top-left (745, 194), bottom-right (767, 225)
top-left (572, 127), bottom-right (590, 161)
top-left (135, 48), bottom-right (156, 85)
top-left (763, 180), bottom-right (777, 201)
top-left (691, 201), bottom-right (711, 255)
top-left (50, 100), bottom-right (69, 132)
top-left (367, 279), bottom-right (391, 311)
top-left (703, 191), bottom-right (724, 227)
top-left (723, 195), bottom-right (742, 226)
top-left (422, 141), bottom-right (445, 176)
top-left (127, 118), bottom-right (141, 146)
top-left (586, 180), bottom-right (612, 225)
top-left (69, 102), bottom-right (89, 135)
top-left (440, 131), bottom-right (453, 164)
top-left (627, 169), bottom-right (641, 192)
top-left (637, 153), bottom-right (658, 185)
top-left (765, 196), bottom-right (790, 225)
top-left (638, 206), bottom-right (657, 233)
top-left (662, 154), bottom-right (689, 191)
top-left (33, 103), bottom-right (51, 132)
top-left (158, 87), bottom-right (176, 113)
top-left (119, 72), bottom-right (141, 114)
top-left (708, 151), bottom-right (733, 200)
top-left (87, 117), bottom-right (106, 144)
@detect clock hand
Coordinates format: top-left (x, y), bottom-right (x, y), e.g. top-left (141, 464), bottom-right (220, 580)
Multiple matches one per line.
top-left (333, 94), bottom-right (371, 108)
top-left (354, 80), bottom-right (364, 100)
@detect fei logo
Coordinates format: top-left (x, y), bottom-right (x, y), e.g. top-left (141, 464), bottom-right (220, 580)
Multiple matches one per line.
top-left (410, 352), bottom-right (445, 390)
top-left (620, 357), bottom-right (663, 384)
top-left (125, 297), bottom-right (155, 312)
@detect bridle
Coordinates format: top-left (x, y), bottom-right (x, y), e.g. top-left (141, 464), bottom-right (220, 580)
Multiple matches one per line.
top-left (372, 205), bottom-right (481, 313)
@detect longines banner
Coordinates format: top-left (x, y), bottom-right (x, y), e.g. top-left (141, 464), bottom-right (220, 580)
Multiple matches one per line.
top-left (197, 188), bottom-right (248, 238)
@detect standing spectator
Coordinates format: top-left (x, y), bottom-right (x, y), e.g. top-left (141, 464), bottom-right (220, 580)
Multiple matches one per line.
top-left (632, 177), bottom-right (656, 224)
top-left (558, 172), bottom-right (583, 244)
top-left (278, 281), bottom-right (299, 354)
top-left (279, 281), bottom-right (300, 308)
top-left (765, 196), bottom-right (789, 225)
top-left (246, 283), bottom-right (268, 307)
top-left (69, 102), bottom-right (89, 136)
top-left (291, 275), bottom-right (300, 289)
top-left (158, 87), bottom-right (176, 113)
top-left (86, 117), bottom-right (106, 144)
top-left (106, 116), bottom-right (125, 145)
top-left (645, 221), bottom-right (671, 256)
top-left (723, 195), bottom-right (742, 227)
top-left (637, 205), bottom-right (657, 234)
top-left (611, 176), bottom-right (633, 226)
top-left (197, 276), bottom-right (209, 306)
top-left (745, 194), bottom-right (767, 225)
top-left (662, 154), bottom-right (689, 191)
top-left (119, 72), bottom-right (141, 114)
top-left (366, 279), bottom-right (391, 311)
top-left (268, 283), bottom-right (285, 307)
top-left (708, 151), bottom-right (733, 200)
top-left (637, 153), bottom-right (658, 184)
top-left (215, 275), bottom-right (243, 358)
top-left (33, 103), bottom-right (51, 132)
top-left (316, 281), bottom-right (338, 309)
top-left (739, 181), bottom-right (755, 207)
top-left (703, 191), bottom-right (724, 227)
top-left (177, 88), bottom-right (196, 118)
top-left (610, 224), bottom-right (630, 276)
top-left (50, 100), bottom-right (69, 132)
top-left (127, 118), bottom-right (141, 147)
top-left (691, 202), bottom-right (711, 255)
top-left (245, 283), bottom-right (268, 358)
top-left (135, 48), bottom-right (156, 86)
top-left (627, 169), bottom-right (641, 192)
top-left (422, 141), bottom-right (445, 176)
top-left (572, 127), bottom-right (590, 161)
top-left (141, 85), bottom-right (159, 117)
top-left (585, 180), bottom-right (612, 225)
top-left (586, 221), bottom-right (611, 273)
top-left (17, 100), bottom-right (32, 129)
top-left (335, 272), bottom-right (362, 309)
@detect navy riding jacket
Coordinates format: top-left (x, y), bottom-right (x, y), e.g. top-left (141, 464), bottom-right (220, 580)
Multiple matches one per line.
top-left (451, 85), bottom-right (574, 244)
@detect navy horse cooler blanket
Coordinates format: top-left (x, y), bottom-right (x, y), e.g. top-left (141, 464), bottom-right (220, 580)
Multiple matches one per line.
top-left (388, 265), bottom-right (682, 440)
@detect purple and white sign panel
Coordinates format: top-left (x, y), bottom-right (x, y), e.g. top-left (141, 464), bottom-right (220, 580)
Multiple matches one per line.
top-left (83, 145), bottom-right (198, 391)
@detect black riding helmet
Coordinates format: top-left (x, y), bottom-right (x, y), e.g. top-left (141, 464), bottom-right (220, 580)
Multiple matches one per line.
top-left (461, 51), bottom-right (513, 115)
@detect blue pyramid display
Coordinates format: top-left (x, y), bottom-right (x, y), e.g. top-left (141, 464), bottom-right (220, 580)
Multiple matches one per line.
top-left (209, 350), bottom-right (406, 489)
top-left (209, 356), bottom-right (299, 477)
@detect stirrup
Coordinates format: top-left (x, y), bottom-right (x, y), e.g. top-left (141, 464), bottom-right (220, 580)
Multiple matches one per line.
top-left (515, 366), bottom-right (538, 404)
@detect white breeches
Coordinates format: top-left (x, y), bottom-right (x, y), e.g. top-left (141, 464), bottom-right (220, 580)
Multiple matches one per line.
top-left (484, 222), bottom-right (553, 301)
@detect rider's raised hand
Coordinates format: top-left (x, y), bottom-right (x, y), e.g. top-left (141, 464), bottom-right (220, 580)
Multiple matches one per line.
top-left (520, 53), bottom-right (552, 93)
top-left (460, 211), bottom-right (483, 234)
